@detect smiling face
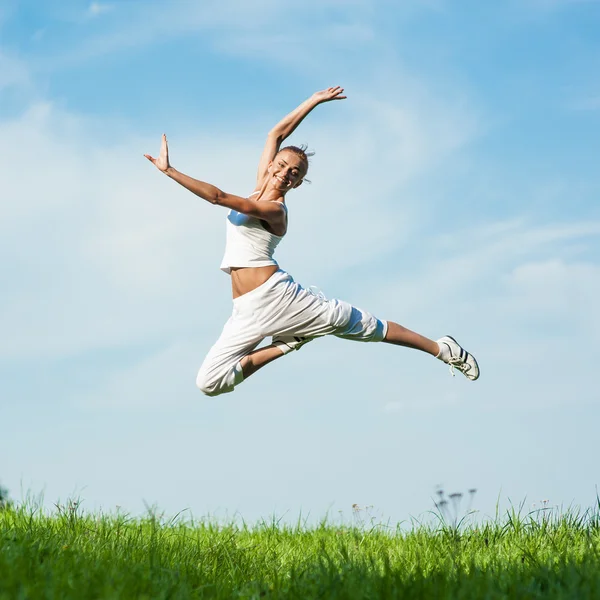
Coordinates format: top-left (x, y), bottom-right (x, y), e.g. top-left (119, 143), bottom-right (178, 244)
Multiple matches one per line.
top-left (268, 149), bottom-right (308, 193)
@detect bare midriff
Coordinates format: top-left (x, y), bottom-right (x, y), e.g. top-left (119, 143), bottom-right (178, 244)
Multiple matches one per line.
top-left (230, 265), bottom-right (279, 299)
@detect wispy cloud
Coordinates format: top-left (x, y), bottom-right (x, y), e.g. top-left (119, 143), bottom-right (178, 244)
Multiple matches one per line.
top-left (362, 218), bottom-right (600, 320)
top-left (88, 3), bottom-right (113, 18)
top-left (0, 51), bottom-right (31, 92)
top-left (25, 0), bottom-right (443, 73)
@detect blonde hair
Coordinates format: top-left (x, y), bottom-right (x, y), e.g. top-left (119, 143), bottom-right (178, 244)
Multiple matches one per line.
top-left (277, 144), bottom-right (314, 182)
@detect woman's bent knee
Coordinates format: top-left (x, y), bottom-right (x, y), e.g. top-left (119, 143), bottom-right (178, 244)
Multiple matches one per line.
top-left (196, 370), bottom-right (226, 397)
top-left (196, 377), bottom-right (222, 397)
top-left (196, 362), bottom-right (244, 397)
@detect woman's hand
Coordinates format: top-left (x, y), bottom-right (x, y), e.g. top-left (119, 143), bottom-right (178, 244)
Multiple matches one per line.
top-left (144, 134), bottom-right (171, 172)
top-left (311, 86), bottom-right (346, 104)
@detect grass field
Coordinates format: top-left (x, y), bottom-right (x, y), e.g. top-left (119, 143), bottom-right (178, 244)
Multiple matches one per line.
top-left (1, 499), bottom-right (600, 599)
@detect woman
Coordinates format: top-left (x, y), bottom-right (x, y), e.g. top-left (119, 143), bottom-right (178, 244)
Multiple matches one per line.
top-left (145, 86), bottom-right (479, 396)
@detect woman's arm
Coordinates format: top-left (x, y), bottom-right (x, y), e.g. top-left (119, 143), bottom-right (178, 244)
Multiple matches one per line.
top-left (145, 135), bottom-right (286, 225)
top-left (255, 86), bottom-right (346, 185)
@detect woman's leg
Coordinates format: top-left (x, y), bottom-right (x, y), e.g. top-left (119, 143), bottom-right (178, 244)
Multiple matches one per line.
top-left (196, 314), bottom-right (264, 396)
top-left (382, 321), bottom-right (440, 356)
top-left (333, 308), bottom-right (479, 380)
top-left (381, 321), bottom-right (479, 380)
top-left (239, 344), bottom-right (286, 378)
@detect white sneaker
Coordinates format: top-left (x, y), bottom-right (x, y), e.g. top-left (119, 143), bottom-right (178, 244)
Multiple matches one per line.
top-left (272, 335), bottom-right (312, 355)
top-left (436, 336), bottom-right (480, 381)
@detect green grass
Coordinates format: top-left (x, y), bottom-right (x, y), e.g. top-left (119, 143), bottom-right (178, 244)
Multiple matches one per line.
top-left (1, 501), bottom-right (600, 599)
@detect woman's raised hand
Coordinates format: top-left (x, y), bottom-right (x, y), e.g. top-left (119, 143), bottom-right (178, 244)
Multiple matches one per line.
top-left (144, 134), bottom-right (171, 172)
top-left (312, 86), bottom-right (346, 104)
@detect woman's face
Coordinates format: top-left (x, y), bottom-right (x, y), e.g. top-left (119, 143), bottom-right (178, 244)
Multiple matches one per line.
top-left (268, 150), bottom-right (307, 191)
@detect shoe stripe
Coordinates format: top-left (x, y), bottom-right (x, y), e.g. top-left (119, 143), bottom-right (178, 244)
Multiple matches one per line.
top-left (444, 335), bottom-right (480, 380)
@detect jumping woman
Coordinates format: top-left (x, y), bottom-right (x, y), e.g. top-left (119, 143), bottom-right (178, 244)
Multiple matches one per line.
top-left (145, 86), bottom-right (479, 396)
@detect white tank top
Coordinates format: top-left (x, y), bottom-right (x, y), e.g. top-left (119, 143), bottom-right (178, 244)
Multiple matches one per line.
top-left (219, 195), bottom-right (287, 274)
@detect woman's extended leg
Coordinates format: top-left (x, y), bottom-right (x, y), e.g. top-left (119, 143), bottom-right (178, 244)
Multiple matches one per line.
top-left (382, 321), bottom-right (439, 355)
top-left (240, 322), bottom-right (480, 383)
top-left (381, 321), bottom-right (479, 379)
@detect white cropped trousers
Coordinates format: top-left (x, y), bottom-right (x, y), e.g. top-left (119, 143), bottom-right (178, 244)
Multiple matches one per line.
top-left (196, 270), bottom-right (387, 396)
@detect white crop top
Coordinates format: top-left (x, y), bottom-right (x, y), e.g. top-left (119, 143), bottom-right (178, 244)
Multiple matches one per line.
top-left (219, 197), bottom-right (287, 274)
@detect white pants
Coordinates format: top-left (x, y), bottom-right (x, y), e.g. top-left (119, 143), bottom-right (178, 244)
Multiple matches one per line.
top-left (196, 270), bottom-right (388, 396)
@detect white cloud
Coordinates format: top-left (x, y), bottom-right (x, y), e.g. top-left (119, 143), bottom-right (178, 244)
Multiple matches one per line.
top-left (88, 3), bottom-right (113, 17)
top-left (504, 259), bottom-right (600, 332)
top-left (26, 0), bottom-right (447, 72)
top-left (212, 21), bottom-right (376, 66)
top-left (46, 1), bottom-right (345, 65)
top-left (354, 217), bottom-right (600, 329)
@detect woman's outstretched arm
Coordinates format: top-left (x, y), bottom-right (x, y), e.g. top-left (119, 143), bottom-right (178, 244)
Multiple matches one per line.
top-left (255, 87), bottom-right (346, 185)
top-left (145, 135), bottom-right (285, 226)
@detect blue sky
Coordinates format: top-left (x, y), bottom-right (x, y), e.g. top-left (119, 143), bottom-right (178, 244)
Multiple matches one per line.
top-left (1, 0), bottom-right (599, 525)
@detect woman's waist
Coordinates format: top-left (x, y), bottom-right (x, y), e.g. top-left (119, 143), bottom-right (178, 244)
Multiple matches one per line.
top-left (230, 265), bottom-right (281, 299)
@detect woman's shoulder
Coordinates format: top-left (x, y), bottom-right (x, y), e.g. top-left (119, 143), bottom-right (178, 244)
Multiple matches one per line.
top-left (248, 190), bottom-right (287, 209)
